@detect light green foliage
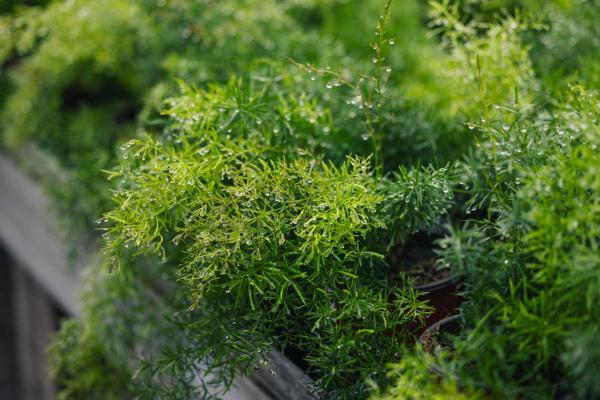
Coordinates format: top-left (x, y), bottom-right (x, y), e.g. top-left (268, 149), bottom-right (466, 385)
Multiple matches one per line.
top-left (370, 351), bottom-right (482, 400)
top-left (421, 1), bottom-right (537, 121)
top-left (0, 0), bottom-right (153, 248)
top-left (529, 0), bottom-right (600, 91)
top-left (100, 75), bottom-right (462, 397)
top-left (455, 0), bottom-right (600, 92)
top-left (0, 0), bottom-right (307, 246)
top-left (0, 0), bottom-right (461, 247)
top-left (1, 0), bottom-right (150, 147)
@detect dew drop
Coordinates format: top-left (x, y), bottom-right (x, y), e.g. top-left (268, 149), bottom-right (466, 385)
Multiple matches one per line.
top-left (361, 132), bottom-right (370, 141)
top-left (388, 38), bottom-right (396, 45)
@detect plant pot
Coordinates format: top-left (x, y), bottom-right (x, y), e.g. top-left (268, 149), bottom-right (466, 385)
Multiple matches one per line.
top-left (389, 230), bottom-right (461, 329)
top-left (414, 277), bottom-right (460, 328)
top-left (418, 315), bottom-right (461, 378)
top-left (418, 314), bottom-right (460, 353)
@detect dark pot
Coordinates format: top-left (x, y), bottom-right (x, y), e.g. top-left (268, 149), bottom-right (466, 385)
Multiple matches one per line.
top-left (418, 314), bottom-right (461, 354)
top-left (414, 277), bottom-right (460, 328)
top-left (389, 230), bottom-right (461, 329)
top-left (417, 315), bottom-right (461, 379)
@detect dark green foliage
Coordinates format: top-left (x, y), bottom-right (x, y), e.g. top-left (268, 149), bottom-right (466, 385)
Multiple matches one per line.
top-left (0, 0), bottom-right (50, 14)
top-left (436, 84), bottom-right (600, 398)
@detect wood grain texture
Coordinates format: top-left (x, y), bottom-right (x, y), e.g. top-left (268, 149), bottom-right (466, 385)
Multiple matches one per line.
top-left (0, 153), bottom-right (80, 316)
top-left (12, 261), bottom-right (57, 400)
top-left (252, 350), bottom-right (318, 400)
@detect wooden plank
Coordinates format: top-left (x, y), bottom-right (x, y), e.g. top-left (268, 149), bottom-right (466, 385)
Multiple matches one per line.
top-left (11, 261), bottom-right (57, 400)
top-left (0, 248), bottom-right (20, 400)
top-left (0, 153), bottom-right (80, 316)
top-left (252, 350), bottom-right (318, 400)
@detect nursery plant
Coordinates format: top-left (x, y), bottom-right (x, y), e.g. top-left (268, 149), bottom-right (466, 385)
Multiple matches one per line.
top-left (2, 0), bottom-right (595, 398)
top-left (100, 52), bottom-right (466, 396)
top-left (432, 83), bottom-right (600, 399)
top-left (95, 2), bottom-right (565, 397)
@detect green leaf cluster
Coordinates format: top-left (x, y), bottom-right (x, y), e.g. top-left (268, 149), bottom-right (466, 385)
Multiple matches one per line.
top-left (101, 69), bottom-right (461, 396)
top-left (436, 83), bottom-right (600, 398)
